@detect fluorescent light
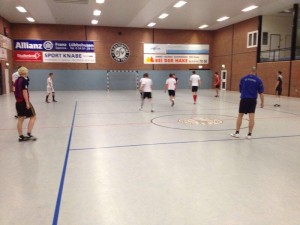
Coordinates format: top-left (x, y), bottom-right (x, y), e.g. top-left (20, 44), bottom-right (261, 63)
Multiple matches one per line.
top-left (217, 16), bottom-right (229, 22)
top-left (16, 6), bottom-right (27, 13)
top-left (91, 20), bottom-right (98, 24)
top-left (147, 22), bottom-right (156, 27)
top-left (158, 13), bottom-right (169, 19)
top-left (26, 17), bottom-right (35, 22)
top-left (173, 1), bottom-right (187, 8)
top-left (96, 0), bottom-right (105, 3)
top-left (242, 5), bottom-right (258, 12)
top-left (93, 10), bottom-right (101, 16)
top-left (199, 24), bottom-right (208, 29)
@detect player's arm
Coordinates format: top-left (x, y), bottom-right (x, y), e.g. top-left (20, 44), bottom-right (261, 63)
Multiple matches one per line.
top-left (259, 93), bottom-right (264, 108)
top-left (23, 89), bottom-right (30, 109)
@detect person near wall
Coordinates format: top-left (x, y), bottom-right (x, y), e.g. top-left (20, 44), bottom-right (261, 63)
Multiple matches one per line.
top-left (139, 73), bottom-right (154, 112)
top-left (274, 71), bottom-right (283, 107)
top-left (189, 71), bottom-right (201, 104)
top-left (45, 73), bottom-right (57, 103)
top-left (214, 72), bottom-right (221, 97)
top-left (165, 73), bottom-right (177, 107)
top-left (12, 66), bottom-right (22, 118)
top-left (231, 66), bottom-right (264, 139)
top-left (14, 66), bottom-right (37, 142)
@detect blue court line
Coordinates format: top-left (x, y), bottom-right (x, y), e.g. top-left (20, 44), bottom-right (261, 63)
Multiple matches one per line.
top-left (69, 134), bottom-right (300, 151)
top-left (52, 101), bottom-right (77, 225)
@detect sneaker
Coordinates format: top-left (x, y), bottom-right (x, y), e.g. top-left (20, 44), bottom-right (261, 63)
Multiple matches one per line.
top-left (151, 109), bottom-right (155, 112)
top-left (25, 134), bottom-right (37, 141)
top-left (53, 100), bottom-right (58, 102)
top-left (247, 135), bottom-right (252, 139)
top-left (139, 108), bottom-right (143, 111)
top-left (18, 135), bottom-right (29, 142)
top-left (230, 133), bottom-right (240, 138)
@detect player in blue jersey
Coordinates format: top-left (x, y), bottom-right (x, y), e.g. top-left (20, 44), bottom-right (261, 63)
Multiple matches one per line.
top-left (231, 66), bottom-right (264, 139)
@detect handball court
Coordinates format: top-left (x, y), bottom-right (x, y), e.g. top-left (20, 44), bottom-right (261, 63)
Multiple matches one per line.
top-left (0, 89), bottom-right (300, 225)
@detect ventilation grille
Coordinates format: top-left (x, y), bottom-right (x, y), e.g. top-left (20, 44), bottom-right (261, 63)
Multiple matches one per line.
top-left (53, 0), bottom-right (88, 4)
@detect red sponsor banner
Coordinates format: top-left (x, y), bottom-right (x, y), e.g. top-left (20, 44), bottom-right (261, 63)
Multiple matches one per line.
top-left (14, 51), bottom-right (43, 62)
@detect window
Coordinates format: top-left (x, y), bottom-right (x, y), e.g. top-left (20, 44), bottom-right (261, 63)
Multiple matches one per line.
top-left (247, 30), bottom-right (258, 48)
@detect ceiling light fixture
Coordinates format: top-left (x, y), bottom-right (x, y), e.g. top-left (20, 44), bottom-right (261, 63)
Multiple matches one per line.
top-left (173, 1), bottom-right (187, 8)
top-left (91, 20), bottom-right (98, 25)
top-left (96, 0), bottom-right (105, 3)
top-left (158, 13), bottom-right (169, 19)
top-left (217, 16), bottom-right (229, 22)
top-left (242, 5), bottom-right (258, 12)
top-left (93, 10), bottom-right (101, 16)
top-left (26, 17), bottom-right (35, 22)
top-left (147, 22), bottom-right (156, 27)
top-left (199, 24), bottom-right (208, 29)
top-left (16, 6), bottom-right (27, 13)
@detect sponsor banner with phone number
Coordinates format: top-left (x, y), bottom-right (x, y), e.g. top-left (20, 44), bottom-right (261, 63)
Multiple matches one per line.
top-left (14, 39), bottom-right (94, 52)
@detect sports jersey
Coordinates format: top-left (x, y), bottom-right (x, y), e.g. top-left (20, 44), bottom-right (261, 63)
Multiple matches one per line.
top-left (190, 74), bottom-right (201, 86)
top-left (276, 75), bottom-right (283, 89)
top-left (15, 77), bottom-right (29, 102)
top-left (239, 74), bottom-right (264, 99)
top-left (141, 78), bottom-right (152, 92)
top-left (165, 77), bottom-right (176, 90)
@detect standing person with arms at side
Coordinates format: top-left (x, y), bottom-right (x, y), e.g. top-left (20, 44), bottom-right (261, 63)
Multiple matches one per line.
top-left (45, 72), bottom-right (58, 103)
top-left (139, 73), bottom-right (154, 112)
top-left (231, 66), bottom-right (264, 139)
top-left (189, 70), bottom-right (201, 104)
top-left (214, 72), bottom-right (221, 97)
top-left (12, 66), bottom-right (22, 118)
top-left (14, 66), bottom-right (37, 142)
top-left (165, 73), bottom-right (177, 107)
top-left (274, 70), bottom-right (283, 107)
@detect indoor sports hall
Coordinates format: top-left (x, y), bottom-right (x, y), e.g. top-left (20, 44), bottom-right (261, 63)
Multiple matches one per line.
top-left (1, 0), bottom-right (300, 225)
top-left (1, 89), bottom-right (300, 225)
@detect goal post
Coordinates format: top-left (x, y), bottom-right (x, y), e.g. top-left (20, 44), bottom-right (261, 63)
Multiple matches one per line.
top-left (106, 70), bottom-right (139, 91)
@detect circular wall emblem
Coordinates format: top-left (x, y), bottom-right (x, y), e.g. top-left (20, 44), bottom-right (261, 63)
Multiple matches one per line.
top-left (43, 41), bottom-right (54, 50)
top-left (110, 43), bottom-right (130, 63)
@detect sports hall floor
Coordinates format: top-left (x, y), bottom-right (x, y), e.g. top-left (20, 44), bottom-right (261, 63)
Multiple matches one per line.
top-left (1, 89), bottom-right (300, 225)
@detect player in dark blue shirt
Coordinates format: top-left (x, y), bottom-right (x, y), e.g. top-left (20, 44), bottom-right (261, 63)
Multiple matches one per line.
top-left (231, 67), bottom-right (264, 139)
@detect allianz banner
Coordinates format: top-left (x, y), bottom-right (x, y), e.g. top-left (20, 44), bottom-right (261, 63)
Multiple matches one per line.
top-left (14, 39), bottom-right (94, 52)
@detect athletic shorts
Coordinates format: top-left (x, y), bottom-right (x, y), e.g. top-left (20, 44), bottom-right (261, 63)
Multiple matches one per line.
top-left (276, 87), bottom-right (282, 96)
top-left (215, 84), bottom-right (220, 89)
top-left (168, 90), bottom-right (175, 96)
top-left (16, 101), bottom-right (36, 118)
top-left (192, 86), bottom-right (198, 92)
top-left (239, 98), bottom-right (257, 114)
top-left (142, 92), bottom-right (152, 99)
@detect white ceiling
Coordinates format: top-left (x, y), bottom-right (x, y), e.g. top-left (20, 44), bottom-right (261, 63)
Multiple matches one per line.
top-left (0, 0), bottom-right (299, 30)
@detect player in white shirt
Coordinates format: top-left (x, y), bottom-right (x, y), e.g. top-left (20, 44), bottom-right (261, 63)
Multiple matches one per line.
top-left (45, 73), bottom-right (57, 103)
top-left (139, 73), bottom-right (154, 112)
top-left (165, 73), bottom-right (177, 106)
top-left (189, 71), bottom-right (201, 104)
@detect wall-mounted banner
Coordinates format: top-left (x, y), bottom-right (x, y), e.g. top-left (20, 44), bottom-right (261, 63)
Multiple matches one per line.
top-left (144, 43), bottom-right (209, 64)
top-left (144, 54), bottom-right (209, 64)
top-left (43, 52), bottom-right (96, 63)
top-left (0, 34), bottom-right (12, 50)
top-left (144, 44), bottom-right (209, 54)
top-left (14, 40), bottom-right (94, 52)
top-left (14, 51), bottom-right (43, 62)
top-left (0, 47), bottom-right (8, 60)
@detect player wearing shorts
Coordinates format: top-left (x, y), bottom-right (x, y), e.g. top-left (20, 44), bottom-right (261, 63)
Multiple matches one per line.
top-left (45, 73), bottom-right (57, 103)
top-left (231, 67), bottom-right (264, 139)
top-left (274, 71), bottom-right (283, 107)
top-left (165, 73), bottom-right (177, 106)
top-left (14, 67), bottom-right (37, 142)
top-left (214, 72), bottom-right (220, 97)
top-left (139, 73), bottom-right (154, 112)
top-left (189, 71), bottom-right (201, 104)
